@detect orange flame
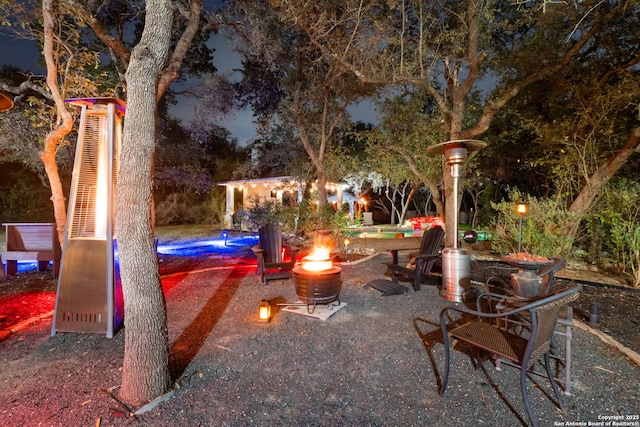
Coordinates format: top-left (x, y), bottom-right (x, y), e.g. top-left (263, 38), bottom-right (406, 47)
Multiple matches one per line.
top-left (301, 232), bottom-right (334, 271)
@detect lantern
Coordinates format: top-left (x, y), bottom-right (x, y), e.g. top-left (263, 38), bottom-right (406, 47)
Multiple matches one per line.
top-left (258, 300), bottom-right (271, 322)
top-left (344, 238), bottom-right (350, 263)
top-left (517, 202), bottom-right (528, 252)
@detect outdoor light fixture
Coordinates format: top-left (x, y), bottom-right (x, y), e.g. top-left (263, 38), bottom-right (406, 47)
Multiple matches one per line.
top-left (517, 202), bottom-right (528, 252)
top-left (222, 231), bottom-right (228, 246)
top-left (344, 238), bottom-right (350, 263)
top-left (52, 98), bottom-right (126, 338)
top-left (258, 300), bottom-right (271, 322)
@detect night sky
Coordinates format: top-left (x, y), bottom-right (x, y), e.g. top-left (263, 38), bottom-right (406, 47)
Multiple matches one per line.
top-left (0, 30), bottom-right (376, 146)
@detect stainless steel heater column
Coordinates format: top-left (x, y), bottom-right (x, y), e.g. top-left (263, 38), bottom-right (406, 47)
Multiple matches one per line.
top-left (427, 140), bottom-right (486, 302)
top-left (52, 98), bottom-right (126, 338)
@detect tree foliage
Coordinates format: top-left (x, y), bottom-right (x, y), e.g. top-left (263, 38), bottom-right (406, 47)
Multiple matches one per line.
top-left (225, 0), bottom-right (378, 208)
top-left (267, 0), bottom-right (639, 245)
top-left (593, 179), bottom-right (640, 287)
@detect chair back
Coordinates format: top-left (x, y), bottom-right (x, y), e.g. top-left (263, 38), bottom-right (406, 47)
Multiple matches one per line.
top-left (528, 286), bottom-right (581, 363)
top-left (416, 226), bottom-right (445, 276)
top-left (258, 223), bottom-right (284, 264)
top-left (418, 225), bottom-right (445, 255)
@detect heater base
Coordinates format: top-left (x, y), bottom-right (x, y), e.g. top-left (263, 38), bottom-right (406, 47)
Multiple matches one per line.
top-left (440, 248), bottom-right (471, 303)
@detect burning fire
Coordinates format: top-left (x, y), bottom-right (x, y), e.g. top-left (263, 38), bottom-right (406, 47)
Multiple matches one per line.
top-left (301, 233), bottom-right (334, 272)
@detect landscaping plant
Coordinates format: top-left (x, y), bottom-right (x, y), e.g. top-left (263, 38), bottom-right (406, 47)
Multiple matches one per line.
top-left (591, 179), bottom-right (640, 287)
top-left (490, 189), bottom-right (577, 258)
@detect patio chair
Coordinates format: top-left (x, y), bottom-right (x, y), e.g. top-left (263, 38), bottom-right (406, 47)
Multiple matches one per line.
top-left (483, 257), bottom-right (575, 393)
top-left (439, 285), bottom-right (582, 427)
top-left (385, 225), bottom-right (444, 291)
top-left (252, 223), bottom-right (297, 284)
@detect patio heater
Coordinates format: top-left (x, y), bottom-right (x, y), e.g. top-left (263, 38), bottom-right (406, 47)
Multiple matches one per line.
top-left (427, 140), bottom-right (486, 302)
top-left (52, 98), bottom-right (126, 338)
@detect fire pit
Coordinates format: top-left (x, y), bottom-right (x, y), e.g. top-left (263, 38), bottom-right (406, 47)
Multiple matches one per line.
top-left (502, 253), bottom-right (552, 298)
top-left (292, 232), bottom-right (342, 313)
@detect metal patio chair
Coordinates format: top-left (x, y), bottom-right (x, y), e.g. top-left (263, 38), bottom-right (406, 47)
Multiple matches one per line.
top-left (483, 257), bottom-right (575, 394)
top-left (438, 285), bottom-right (582, 427)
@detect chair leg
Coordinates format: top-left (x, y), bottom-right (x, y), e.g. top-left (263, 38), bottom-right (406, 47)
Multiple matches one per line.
top-left (545, 352), bottom-right (566, 412)
top-left (564, 307), bottom-right (573, 395)
top-left (521, 363), bottom-right (538, 427)
top-left (440, 323), bottom-right (451, 395)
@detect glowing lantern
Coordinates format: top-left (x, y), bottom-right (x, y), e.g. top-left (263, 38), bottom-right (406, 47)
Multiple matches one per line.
top-left (517, 203), bottom-right (528, 215)
top-left (516, 202), bottom-right (528, 252)
top-left (258, 300), bottom-right (271, 322)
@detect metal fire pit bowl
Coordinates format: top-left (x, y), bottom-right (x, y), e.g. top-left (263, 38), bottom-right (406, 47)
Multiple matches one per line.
top-left (292, 265), bottom-right (342, 313)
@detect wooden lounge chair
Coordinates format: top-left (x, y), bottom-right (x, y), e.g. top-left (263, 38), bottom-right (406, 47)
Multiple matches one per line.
top-left (385, 225), bottom-right (444, 291)
top-left (439, 285), bottom-right (582, 427)
top-left (252, 223), bottom-right (297, 284)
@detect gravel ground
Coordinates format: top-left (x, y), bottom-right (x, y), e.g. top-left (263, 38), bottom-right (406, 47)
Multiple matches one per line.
top-left (0, 236), bottom-right (638, 426)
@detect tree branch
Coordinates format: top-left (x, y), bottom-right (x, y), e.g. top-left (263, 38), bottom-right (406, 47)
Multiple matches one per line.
top-left (157, 0), bottom-right (203, 99)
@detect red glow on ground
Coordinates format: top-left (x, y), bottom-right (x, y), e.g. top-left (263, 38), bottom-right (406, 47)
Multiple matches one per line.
top-left (0, 291), bottom-right (55, 327)
top-left (0, 273), bottom-right (186, 337)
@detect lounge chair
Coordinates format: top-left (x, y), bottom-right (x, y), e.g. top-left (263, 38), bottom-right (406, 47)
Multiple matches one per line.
top-left (385, 225), bottom-right (444, 291)
top-left (252, 223), bottom-right (297, 284)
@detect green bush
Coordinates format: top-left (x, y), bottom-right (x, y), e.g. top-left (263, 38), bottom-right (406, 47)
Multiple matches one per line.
top-left (239, 195), bottom-right (302, 234)
top-left (491, 189), bottom-right (577, 257)
top-left (240, 195), bottom-right (355, 242)
top-left (155, 192), bottom-right (219, 226)
top-left (591, 179), bottom-right (640, 287)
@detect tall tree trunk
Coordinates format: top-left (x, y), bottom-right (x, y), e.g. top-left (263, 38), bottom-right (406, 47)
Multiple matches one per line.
top-left (566, 127), bottom-right (640, 233)
top-left (42, 0), bottom-right (74, 246)
top-left (117, 0), bottom-right (173, 406)
top-left (316, 171), bottom-right (328, 210)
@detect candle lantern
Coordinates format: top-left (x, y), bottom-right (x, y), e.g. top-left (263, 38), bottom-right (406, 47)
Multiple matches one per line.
top-left (258, 300), bottom-right (271, 322)
top-left (52, 98), bottom-right (126, 338)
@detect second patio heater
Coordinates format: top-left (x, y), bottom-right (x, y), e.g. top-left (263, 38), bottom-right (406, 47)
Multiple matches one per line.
top-left (52, 98), bottom-right (126, 338)
top-left (427, 140), bottom-right (486, 302)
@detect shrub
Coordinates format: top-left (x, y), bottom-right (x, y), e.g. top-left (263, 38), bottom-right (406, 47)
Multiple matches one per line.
top-left (490, 188), bottom-right (577, 257)
top-left (240, 195), bottom-right (356, 243)
top-left (155, 192), bottom-right (218, 225)
top-left (592, 179), bottom-right (640, 287)
top-left (239, 195), bottom-right (301, 234)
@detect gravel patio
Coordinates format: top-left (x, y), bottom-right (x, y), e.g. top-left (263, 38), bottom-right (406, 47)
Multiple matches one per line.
top-left (0, 236), bottom-right (638, 426)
